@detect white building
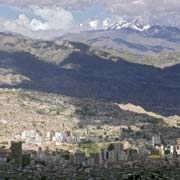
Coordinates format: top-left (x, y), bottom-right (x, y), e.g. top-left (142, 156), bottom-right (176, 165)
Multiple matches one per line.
top-left (152, 135), bottom-right (162, 147)
top-left (21, 130), bottom-right (42, 145)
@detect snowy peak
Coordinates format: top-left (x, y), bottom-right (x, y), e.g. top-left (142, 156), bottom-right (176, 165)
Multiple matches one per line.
top-left (108, 20), bottom-right (131, 30)
top-left (133, 19), bottom-right (150, 31)
top-left (107, 19), bottom-right (150, 31)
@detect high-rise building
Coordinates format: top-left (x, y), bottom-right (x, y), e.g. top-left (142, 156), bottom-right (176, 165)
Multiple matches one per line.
top-left (177, 138), bottom-right (180, 145)
top-left (152, 135), bottom-right (162, 147)
top-left (108, 150), bottom-right (116, 163)
top-left (10, 141), bottom-right (22, 168)
top-left (101, 149), bottom-right (109, 162)
top-left (173, 146), bottom-right (177, 159)
top-left (89, 152), bottom-right (103, 166)
top-left (22, 153), bottom-right (31, 168)
top-left (74, 149), bottom-right (86, 166)
top-left (114, 143), bottom-right (123, 162)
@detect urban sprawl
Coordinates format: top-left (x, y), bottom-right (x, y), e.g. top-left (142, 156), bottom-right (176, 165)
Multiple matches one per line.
top-left (1, 128), bottom-right (180, 179)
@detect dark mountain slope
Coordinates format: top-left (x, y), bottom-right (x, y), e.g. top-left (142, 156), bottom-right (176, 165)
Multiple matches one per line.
top-left (0, 40), bottom-right (180, 116)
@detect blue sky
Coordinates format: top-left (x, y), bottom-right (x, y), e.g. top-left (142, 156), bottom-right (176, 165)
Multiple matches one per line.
top-left (0, 3), bottom-right (107, 23)
top-left (72, 4), bottom-right (109, 23)
top-left (0, 0), bottom-right (179, 39)
top-left (0, 5), bottom-right (19, 19)
top-left (0, 2), bottom-right (112, 38)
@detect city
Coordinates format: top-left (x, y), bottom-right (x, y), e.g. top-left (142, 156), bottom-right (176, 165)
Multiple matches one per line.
top-left (0, 0), bottom-right (180, 179)
top-left (1, 128), bottom-right (180, 179)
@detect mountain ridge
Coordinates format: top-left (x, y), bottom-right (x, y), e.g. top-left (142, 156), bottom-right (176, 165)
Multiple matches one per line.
top-left (0, 33), bottom-right (180, 116)
top-left (60, 24), bottom-right (180, 54)
top-left (107, 19), bottom-right (150, 31)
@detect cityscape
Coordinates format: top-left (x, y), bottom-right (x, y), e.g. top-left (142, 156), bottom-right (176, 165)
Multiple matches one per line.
top-left (1, 128), bottom-right (180, 179)
top-left (1, 0), bottom-right (180, 179)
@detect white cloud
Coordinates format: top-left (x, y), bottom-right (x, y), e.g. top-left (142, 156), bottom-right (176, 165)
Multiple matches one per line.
top-left (31, 6), bottom-right (74, 30)
top-left (29, 19), bottom-right (49, 31)
top-left (132, 0), bottom-right (144, 5)
top-left (15, 14), bottom-right (50, 32)
top-left (0, 5), bottom-right (75, 38)
top-left (0, 0), bottom-right (179, 27)
top-left (89, 20), bottom-right (99, 29)
top-left (103, 18), bottom-right (110, 27)
top-left (0, 0), bottom-right (180, 37)
top-left (101, 0), bottom-right (180, 26)
top-left (0, 0), bottom-right (99, 9)
top-left (17, 14), bottom-right (29, 25)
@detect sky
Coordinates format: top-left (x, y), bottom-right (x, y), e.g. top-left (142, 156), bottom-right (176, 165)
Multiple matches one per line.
top-left (0, 0), bottom-right (180, 39)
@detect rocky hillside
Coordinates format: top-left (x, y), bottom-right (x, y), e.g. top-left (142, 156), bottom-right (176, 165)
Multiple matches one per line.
top-left (0, 88), bottom-right (179, 142)
top-left (0, 33), bottom-right (180, 116)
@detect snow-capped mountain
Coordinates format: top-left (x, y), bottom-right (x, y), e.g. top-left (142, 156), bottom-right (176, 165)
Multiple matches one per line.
top-left (107, 19), bottom-right (150, 31)
top-left (61, 20), bottom-right (180, 54)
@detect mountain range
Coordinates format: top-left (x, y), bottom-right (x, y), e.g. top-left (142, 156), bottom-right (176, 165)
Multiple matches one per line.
top-left (107, 19), bottom-right (151, 31)
top-left (0, 32), bottom-right (180, 118)
top-left (60, 21), bottom-right (180, 54)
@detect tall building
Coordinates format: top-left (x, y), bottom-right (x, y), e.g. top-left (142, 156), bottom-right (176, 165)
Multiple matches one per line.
top-left (89, 152), bottom-right (103, 166)
top-left (22, 153), bottom-right (31, 168)
top-left (101, 148), bottom-right (109, 162)
top-left (114, 143), bottom-right (123, 162)
top-left (176, 145), bottom-right (180, 155)
top-left (114, 143), bottom-right (123, 152)
top-left (177, 138), bottom-right (180, 145)
top-left (75, 133), bottom-right (80, 143)
top-left (10, 141), bottom-right (22, 168)
top-left (74, 149), bottom-right (86, 166)
top-left (173, 146), bottom-right (177, 159)
top-left (152, 135), bottom-right (162, 147)
top-left (108, 150), bottom-right (116, 163)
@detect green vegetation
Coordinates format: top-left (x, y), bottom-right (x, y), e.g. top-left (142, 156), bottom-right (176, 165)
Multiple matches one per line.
top-left (77, 142), bottom-right (101, 155)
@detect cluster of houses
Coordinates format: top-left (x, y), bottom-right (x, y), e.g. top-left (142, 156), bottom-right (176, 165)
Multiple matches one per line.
top-left (1, 138), bottom-right (180, 179)
top-left (149, 135), bottom-right (180, 159)
top-left (36, 142), bottom-right (129, 167)
top-left (2, 130), bottom-right (180, 171)
top-left (2, 135), bottom-right (180, 169)
top-left (16, 129), bottom-right (104, 146)
top-left (18, 129), bottom-right (180, 160)
top-left (0, 141), bottom-right (129, 168)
